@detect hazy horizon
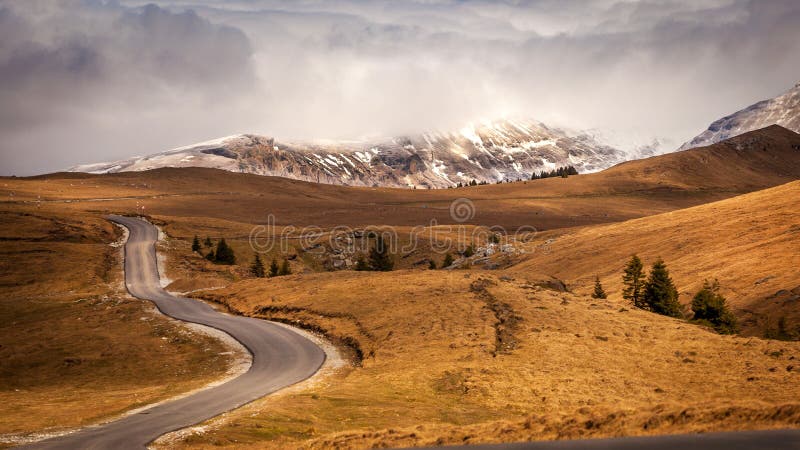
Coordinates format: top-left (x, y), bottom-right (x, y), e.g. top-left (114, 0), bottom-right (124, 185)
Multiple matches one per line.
top-left (2, 0), bottom-right (800, 175)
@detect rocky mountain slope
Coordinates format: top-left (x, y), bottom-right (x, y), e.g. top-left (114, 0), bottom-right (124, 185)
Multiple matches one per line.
top-left (69, 119), bottom-right (627, 188)
top-left (680, 81), bottom-right (800, 150)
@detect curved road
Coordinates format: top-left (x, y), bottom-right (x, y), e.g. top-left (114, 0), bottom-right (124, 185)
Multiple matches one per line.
top-left (26, 215), bottom-right (325, 449)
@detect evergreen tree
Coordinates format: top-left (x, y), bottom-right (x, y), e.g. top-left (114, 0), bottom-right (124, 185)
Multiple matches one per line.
top-left (691, 279), bottom-right (738, 334)
top-left (428, 259), bottom-right (437, 270)
top-left (643, 259), bottom-right (682, 318)
top-left (204, 236), bottom-right (213, 247)
top-left (250, 254), bottom-right (265, 278)
top-left (269, 258), bottom-right (279, 277)
top-left (592, 276), bottom-right (607, 299)
top-left (192, 235), bottom-right (201, 253)
top-left (442, 253), bottom-right (454, 268)
top-left (354, 255), bottom-right (369, 271)
top-left (368, 235), bottom-right (394, 271)
top-left (278, 259), bottom-right (291, 276)
top-left (622, 255), bottom-right (646, 308)
top-left (213, 238), bottom-right (236, 265)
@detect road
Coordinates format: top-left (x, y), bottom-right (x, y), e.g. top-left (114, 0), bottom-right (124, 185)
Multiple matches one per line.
top-left (415, 428), bottom-right (800, 450)
top-left (25, 215), bottom-right (326, 449)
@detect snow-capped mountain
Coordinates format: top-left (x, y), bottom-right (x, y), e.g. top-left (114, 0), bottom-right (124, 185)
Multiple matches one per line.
top-left (680, 81), bottom-right (800, 150)
top-left (69, 119), bottom-right (628, 188)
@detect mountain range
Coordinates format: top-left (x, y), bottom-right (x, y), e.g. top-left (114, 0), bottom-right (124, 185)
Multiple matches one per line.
top-left (69, 81), bottom-right (800, 188)
top-left (69, 119), bottom-right (629, 189)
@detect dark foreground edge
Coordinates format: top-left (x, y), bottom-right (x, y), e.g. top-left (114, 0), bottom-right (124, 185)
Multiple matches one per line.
top-left (23, 215), bottom-right (325, 449)
top-left (415, 428), bottom-right (800, 450)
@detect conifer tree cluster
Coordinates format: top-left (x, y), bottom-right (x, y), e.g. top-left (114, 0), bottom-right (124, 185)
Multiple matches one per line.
top-left (267, 257), bottom-right (291, 277)
top-left (453, 179), bottom-right (489, 188)
top-left (531, 165), bottom-right (579, 180)
top-left (621, 255), bottom-right (681, 318)
top-left (618, 255), bottom-right (740, 333)
top-left (199, 237), bottom-right (236, 265)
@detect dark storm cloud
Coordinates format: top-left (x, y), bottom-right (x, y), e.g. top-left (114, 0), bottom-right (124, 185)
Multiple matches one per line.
top-left (0, 1), bottom-right (256, 174)
top-left (2, 0), bottom-right (800, 175)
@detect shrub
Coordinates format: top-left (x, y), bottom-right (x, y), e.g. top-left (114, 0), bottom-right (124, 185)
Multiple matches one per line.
top-left (691, 279), bottom-right (738, 334)
top-left (442, 253), bottom-right (454, 268)
top-left (354, 256), bottom-right (369, 271)
top-left (269, 258), bottom-right (279, 277)
top-left (279, 259), bottom-right (291, 276)
top-left (368, 235), bottom-right (394, 271)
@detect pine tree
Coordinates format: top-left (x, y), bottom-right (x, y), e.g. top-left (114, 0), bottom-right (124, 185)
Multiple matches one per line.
top-left (269, 258), bottom-right (279, 277)
top-left (622, 255), bottom-right (646, 308)
top-left (250, 254), bottom-right (265, 278)
top-left (428, 259), bottom-right (437, 270)
top-left (592, 276), bottom-right (607, 299)
top-left (368, 235), bottom-right (394, 271)
top-left (204, 236), bottom-right (213, 247)
top-left (691, 279), bottom-right (738, 334)
top-left (214, 239), bottom-right (236, 265)
top-left (643, 259), bottom-right (682, 318)
top-left (278, 259), bottom-right (291, 276)
top-left (442, 253), bottom-right (454, 268)
top-left (192, 235), bottom-right (201, 253)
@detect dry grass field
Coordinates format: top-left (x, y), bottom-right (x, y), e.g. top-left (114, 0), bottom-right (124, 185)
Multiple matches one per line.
top-left (509, 180), bottom-right (800, 337)
top-left (0, 206), bottom-right (237, 440)
top-left (153, 270), bottom-right (800, 449)
top-left (1, 126), bottom-right (799, 447)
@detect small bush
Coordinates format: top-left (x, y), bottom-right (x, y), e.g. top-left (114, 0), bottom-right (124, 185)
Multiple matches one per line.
top-left (691, 279), bottom-right (738, 334)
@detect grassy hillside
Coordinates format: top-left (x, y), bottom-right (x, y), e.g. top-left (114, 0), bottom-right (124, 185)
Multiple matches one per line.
top-left (0, 207), bottom-right (239, 439)
top-left (153, 270), bottom-right (800, 449)
top-left (1, 125), bottom-right (798, 445)
top-left (3, 126), bottom-right (799, 233)
top-left (509, 180), bottom-right (800, 337)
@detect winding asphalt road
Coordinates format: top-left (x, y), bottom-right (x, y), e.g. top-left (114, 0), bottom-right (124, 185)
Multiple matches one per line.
top-left (25, 215), bottom-right (325, 449)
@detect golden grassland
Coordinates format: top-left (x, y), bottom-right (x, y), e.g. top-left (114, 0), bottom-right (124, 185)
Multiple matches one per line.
top-left (155, 270), bottom-right (800, 449)
top-left (3, 125), bottom-right (800, 234)
top-left (1, 125), bottom-right (799, 446)
top-left (510, 180), bottom-right (800, 337)
top-left (0, 206), bottom-right (235, 438)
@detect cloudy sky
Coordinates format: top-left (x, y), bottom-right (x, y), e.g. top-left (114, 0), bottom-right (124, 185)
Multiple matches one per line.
top-left (1, 0), bottom-right (799, 175)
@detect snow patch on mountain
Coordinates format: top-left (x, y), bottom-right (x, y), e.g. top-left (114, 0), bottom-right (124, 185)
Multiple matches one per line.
top-left (680, 81), bottom-right (800, 150)
top-left (69, 118), bottom-right (635, 188)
